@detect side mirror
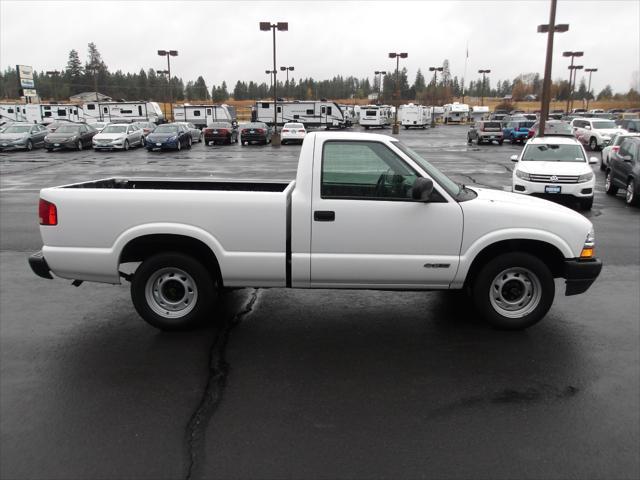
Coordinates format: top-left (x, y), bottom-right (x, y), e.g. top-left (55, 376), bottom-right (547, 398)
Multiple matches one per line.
top-left (510, 154), bottom-right (519, 162)
top-left (412, 177), bottom-right (434, 202)
top-left (589, 157), bottom-right (598, 165)
top-left (585, 125), bottom-right (591, 130)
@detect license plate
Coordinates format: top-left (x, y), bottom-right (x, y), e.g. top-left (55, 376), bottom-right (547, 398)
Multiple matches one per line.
top-left (545, 185), bottom-right (561, 194)
top-left (213, 130), bottom-right (218, 134)
top-left (54, 143), bottom-right (60, 146)
top-left (156, 143), bottom-right (161, 146)
top-left (250, 130), bottom-right (255, 133)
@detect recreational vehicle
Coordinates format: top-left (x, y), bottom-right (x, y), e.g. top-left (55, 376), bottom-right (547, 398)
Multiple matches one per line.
top-left (0, 103), bottom-right (82, 124)
top-left (399, 104), bottom-right (432, 129)
top-left (443, 102), bottom-right (470, 124)
top-left (470, 106), bottom-right (490, 122)
top-left (173, 104), bottom-right (237, 128)
top-left (254, 100), bottom-right (346, 128)
top-left (359, 105), bottom-right (392, 129)
top-left (83, 101), bottom-right (164, 124)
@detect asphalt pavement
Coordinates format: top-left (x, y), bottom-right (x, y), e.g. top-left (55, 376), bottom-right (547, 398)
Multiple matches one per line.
top-left (1, 125), bottom-right (638, 479)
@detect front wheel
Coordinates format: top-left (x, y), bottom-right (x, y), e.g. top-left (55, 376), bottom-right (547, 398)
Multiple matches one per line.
top-left (471, 252), bottom-right (555, 330)
top-left (605, 171), bottom-right (618, 195)
top-left (186, 137), bottom-right (192, 149)
top-left (626, 179), bottom-right (639, 206)
top-left (130, 252), bottom-right (218, 330)
top-left (176, 139), bottom-right (182, 151)
top-left (77, 140), bottom-right (83, 151)
top-left (123, 140), bottom-right (129, 151)
top-left (26, 140), bottom-right (33, 151)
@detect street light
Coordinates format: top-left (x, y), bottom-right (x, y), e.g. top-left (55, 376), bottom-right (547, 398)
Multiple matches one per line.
top-left (260, 21), bottom-right (288, 146)
top-left (429, 66), bottom-right (443, 127)
top-left (569, 64), bottom-right (584, 112)
top-left (266, 69), bottom-right (276, 96)
top-left (280, 66), bottom-right (294, 98)
top-left (563, 51), bottom-right (583, 114)
top-left (158, 49), bottom-right (178, 120)
top-left (389, 52), bottom-right (407, 134)
top-left (374, 70), bottom-right (386, 104)
top-left (585, 68), bottom-right (598, 110)
top-left (157, 69), bottom-right (170, 118)
top-left (45, 70), bottom-right (60, 102)
top-left (478, 69), bottom-right (491, 107)
top-left (536, 0), bottom-right (569, 137)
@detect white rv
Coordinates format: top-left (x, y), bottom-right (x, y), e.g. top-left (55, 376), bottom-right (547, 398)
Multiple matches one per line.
top-left (0, 104), bottom-right (26, 123)
top-left (83, 101), bottom-right (164, 124)
top-left (254, 100), bottom-right (346, 128)
top-left (443, 102), bottom-right (470, 124)
top-left (0, 103), bottom-right (83, 124)
top-left (359, 105), bottom-right (392, 129)
top-left (338, 104), bottom-right (357, 126)
top-left (432, 106), bottom-right (445, 123)
top-left (399, 104), bottom-right (432, 129)
top-left (470, 106), bottom-right (490, 122)
top-left (173, 104), bottom-right (237, 128)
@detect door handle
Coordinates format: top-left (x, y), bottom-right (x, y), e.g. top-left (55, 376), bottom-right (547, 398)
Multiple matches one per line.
top-left (313, 210), bottom-right (335, 222)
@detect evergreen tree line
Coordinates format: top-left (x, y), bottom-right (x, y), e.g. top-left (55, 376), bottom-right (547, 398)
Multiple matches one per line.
top-left (0, 43), bottom-right (637, 104)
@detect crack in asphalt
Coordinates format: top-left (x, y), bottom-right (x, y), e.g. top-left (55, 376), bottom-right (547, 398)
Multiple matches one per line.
top-left (184, 288), bottom-right (260, 480)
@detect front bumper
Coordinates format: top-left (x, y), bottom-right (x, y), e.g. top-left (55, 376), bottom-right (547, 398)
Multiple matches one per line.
top-left (564, 258), bottom-right (602, 295)
top-left (28, 251), bottom-right (53, 279)
top-left (512, 178), bottom-right (595, 198)
top-left (242, 134), bottom-right (268, 142)
top-left (44, 140), bottom-right (76, 150)
top-left (147, 139), bottom-right (179, 150)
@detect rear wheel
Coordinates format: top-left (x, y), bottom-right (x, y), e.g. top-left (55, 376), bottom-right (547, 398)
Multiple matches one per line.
top-left (600, 155), bottom-right (607, 171)
top-left (123, 140), bottom-right (129, 151)
top-left (605, 170), bottom-right (618, 195)
top-left (589, 137), bottom-right (598, 151)
top-left (131, 252), bottom-right (218, 331)
top-left (626, 179), bottom-right (639, 206)
top-left (186, 137), bottom-right (192, 149)
top-left (471, 252), bottom-right (555, 330)
top-left (498, 139), bottom-right (504, 145)
top-left (176, 139), bottom-right (182, 151)
top-left (77, 140), bottom-right (83, 151)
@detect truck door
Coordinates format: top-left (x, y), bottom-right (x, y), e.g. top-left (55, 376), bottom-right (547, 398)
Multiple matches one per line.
top-left (309, 139), bottom-right (463, 288)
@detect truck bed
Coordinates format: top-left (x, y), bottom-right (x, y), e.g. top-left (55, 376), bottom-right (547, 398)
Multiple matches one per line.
top-left (63, 177), bottom-right (290, 192)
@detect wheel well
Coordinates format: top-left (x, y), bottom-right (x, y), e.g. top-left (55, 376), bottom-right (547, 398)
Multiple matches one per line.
top-left (464, 239), bottom-right (566, 287)
top-left (119, 234), bottom-right (223, 287)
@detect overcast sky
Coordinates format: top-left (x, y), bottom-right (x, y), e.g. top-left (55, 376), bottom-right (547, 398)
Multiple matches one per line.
top-left (1, 0), bottom-right (638, 94)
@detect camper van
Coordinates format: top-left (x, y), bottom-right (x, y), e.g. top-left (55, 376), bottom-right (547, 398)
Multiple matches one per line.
top-left (443, 102), bottom-right (470, 124)
top-left (338, 104), bottom-right (357, 126)
top-left (399, 104), bottom-right (431, 129)
top-left (359, 105), bottom-right (392, 129)
top-left (173, 104), bottom-right (237, 128)
top-left (83, 101), bottom-right (164, 124)
top-left (254, 100), bottom-right (346, 128)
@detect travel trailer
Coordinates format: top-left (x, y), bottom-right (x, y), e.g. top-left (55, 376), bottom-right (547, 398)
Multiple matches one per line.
top-left (254, 100), bottom-right (346, 128)
top-left (399, 104), bottom-right (432, 129)
top-left (83, 101), bottom-right (164, 123)
top-left (443, 102), bottom-right (470, 123)
top-left (173, 104), bottom-right (237, 128)
top-left (359, 105), bottom-right (392, 129)
top-left (470, 106), bottom-right (490, 122)
top-left (0, 103), bottom-right (82, 124)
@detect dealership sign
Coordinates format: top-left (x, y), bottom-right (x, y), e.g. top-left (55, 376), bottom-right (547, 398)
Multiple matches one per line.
top-left (16, 64), bottom-right (37, 97)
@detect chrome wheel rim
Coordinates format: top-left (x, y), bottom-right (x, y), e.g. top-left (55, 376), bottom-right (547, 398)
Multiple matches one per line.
top-left (627, 183), bottom-right (634, 204)
top-left (145, 267), bottom-right (197, 319)
top-left (489, 267), bottom-right (542, 319)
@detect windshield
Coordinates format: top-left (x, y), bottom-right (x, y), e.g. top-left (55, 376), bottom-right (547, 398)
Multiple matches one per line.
top-left (522, 144), bottom-right (585, 162)
top-left (4, 125), bottom-right (31, 133)
top-left (209, 122), bottom-right (231, 128)
top-left (102, 125), bottom-right (127, 134)
top-left (154, 125), bottom-right (178, 133)
top-left (392, 141), bottom-right (461, 197)
top-left (55, 125), bottom-right (80, 133)
top-left (592, 121), bottom-right (616, 129)
top-left (244, 123), bottom-right (266, 129)
top-left (285, 123), bottom-right (304, 128)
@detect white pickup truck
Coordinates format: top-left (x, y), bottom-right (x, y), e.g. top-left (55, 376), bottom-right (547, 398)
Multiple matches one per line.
top-left (29, 132), bottom-right (602, 331)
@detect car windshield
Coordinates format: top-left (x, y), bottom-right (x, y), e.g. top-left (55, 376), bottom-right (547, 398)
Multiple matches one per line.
top-left (285, 123), bottom-right (304, 128)
top-left (55, 125), bottom-right (80, 133)
top-left (392, 141), bottom-right (461, 197)
top-left (4, 125), bottom-right (31, 133)
top-left (522, 144), bottom-right (585, 162)
top-left (102, 125), bottom-right (127, 134)
top-left (209, 122), bottom-right (231, 128)
top-left (592, 121), bottom-right (616, 129)
top-left (154, 125), bottom-right (178, 133)
top-left (244, 123), bottom-right (266, 129)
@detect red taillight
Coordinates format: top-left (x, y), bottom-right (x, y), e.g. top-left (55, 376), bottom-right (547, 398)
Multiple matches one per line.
top-left (242, 129), bottom-right (248, 134)
top-left (39, 199), bottom-right (57, 226)
top-left (203, 128), bottom-right (212, 134)
top-left (612, 146), bottom-right (620, 152)
top-left (257, 129), bottom-right (265, 134)
top-left (282, 129), bottom-right (289, 132)
top-left (218, 129), bottom-right (228, 134)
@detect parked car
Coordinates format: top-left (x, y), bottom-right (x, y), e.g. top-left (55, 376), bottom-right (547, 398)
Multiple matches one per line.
top-left (281, 122), bottom-right (307, 145)
top-left (29, 131), bottom-right (602, 331)
top-left (605, 136), bottom-right (640, 206)
top-left (571, 108), bottom-right (587, 115)
top-left (92, 123), bottom-right (144, 151)
top-left (528, 120), bottom-right (574, 138)
top-left (203, 122), bottom-right (238, 145)
top-left (600, 133), bottom-right (640, 171)
top-left (0, 123), bottom-right (48, 151)
top-left (240, 122), bottom-right (272, 145)
top-left (467, 121), bottom-right (503, 145)
top-left (503, 120), bottom-right (535, 143)
top-left (44, 123), bottom-right (97, 151)
top-left (135, 121), bottom-right (156, 141)
top-left (176, 122), bottom-right (202, 143)
top-left (511, 136), bottom-right (598, 210)
top-left (618, 118), bottom-right (640, 133)
top-left (0, 120), bottom-right (15, 132)
top-left (570, 118), bottom-right (626, 151)
top-left (145, 123), bottom-right (192, 151)
top-left (90, 121), bottom-right (109, 133)
top-left (45, 119), bottom-right (74, 133)
top-left (607, 109), bottom-right (625, 114)
top-left (549, 109), bottom-right (565, 120)
top-left (588, 109), bottom-right (604, 114)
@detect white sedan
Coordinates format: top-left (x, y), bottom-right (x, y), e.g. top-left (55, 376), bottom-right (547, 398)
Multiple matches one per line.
top-left (92, 123), bottom-right (144, 151)
top-left (511, 136), bottom-right (598, 211)
top-left (281, 122), bottom-right (306, 145)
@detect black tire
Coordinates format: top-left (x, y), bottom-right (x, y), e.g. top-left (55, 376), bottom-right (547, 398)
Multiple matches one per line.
top-left (467, 136), bottom-right (472, 145)
top-left (364, 126), bottom-right (370, 130)
top-left (130, 252), bottom-right (218, 331)
top-left (46, 148), bottom-right (53, 152)
top-left (626, 179), bottom-right (640, 206)
top-left (589, 137), bottom-right (598, 151)
top-left (600, 156), bottom-right (606, 171)
top-left (77, 140), bottom-right (83, 151)
top-left (26, 140), bottom-right (33, 151)
top-left (580, 197), bottom-right (593, 210)
top-left (186, 137), bottom-right (192, 149)
top-left (605, 170), bottom-right (618, 195)
top-left (498, 139), bottom-right (504, 145)
top-left (471, 252), bottom-right (555, 330)
top-left (140, 137), bottom-right (145, 147)
top-left (123, 140), bottom-right (129, 151)
top-left (176, 139), bottom-right (182, 151)
top-left (477, 137), bottom-right (483, 145)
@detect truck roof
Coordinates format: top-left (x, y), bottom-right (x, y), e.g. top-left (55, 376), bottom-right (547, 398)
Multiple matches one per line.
top-left (308, 131), bottom-right (393, 142)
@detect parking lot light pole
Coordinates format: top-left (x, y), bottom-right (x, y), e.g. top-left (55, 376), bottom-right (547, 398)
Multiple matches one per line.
top-left (157, 50), bottom-right (178, 121)
top-left (585, 68), bottom-right (598, 110)
top-left (388, 52), bottom-right (407, 134)
top-left (429, 66), bottom-right (443, 127)
top-left (562, 51), bottom-right (583, 113)
top-left (374, 70), bottom-right (386, 104)
top-left (266, 69), bottom-right (276, 96)
top-left (280, 66), bottom-right (294, 98)
top-left (157, 69), bottom-right (170, 121)
top-left (537, 0), bottom-right (569, 137)
top-left (45, 70), bottom-right (60, 102)
top-left (569, 64), bottom-right (583, 112)
top-left (260, 21), bottom-right (288, 146)
top-left (478, 69), bottom-right (491, 106)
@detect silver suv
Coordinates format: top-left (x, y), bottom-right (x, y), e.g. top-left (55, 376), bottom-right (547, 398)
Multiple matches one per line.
top-left (467, 121), bottom-right (504, 145)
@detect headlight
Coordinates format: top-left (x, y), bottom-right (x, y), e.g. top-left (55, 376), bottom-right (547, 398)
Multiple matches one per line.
top-left (581, 228), bottom-right (595, 258)
top-left (515, 169), bottom-right (531, 181)
top-left (578, 172), bottom-right (594, 182)
top-left (168, 136), bottom-right (178, 141)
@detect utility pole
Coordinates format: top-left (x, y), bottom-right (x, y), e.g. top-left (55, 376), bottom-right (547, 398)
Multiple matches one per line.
top-left (388, 52), bottom-right (407, 134)
top-left (478, 69), bottom-right (491, 107)
top-left (563, 51), bottom-right (583, 113)
top-left (157, 50), bottom-right (178, 121)
top-left (280, 66), bottom-right (294, 98)
top-left (374, 70), bottom-right (386, 104)
top-left (260, 21), bottom-right (288, 146)
top-left (569, 64), bottom-right (583, 112)
top-left (585, 68), bottom-right (597, 110)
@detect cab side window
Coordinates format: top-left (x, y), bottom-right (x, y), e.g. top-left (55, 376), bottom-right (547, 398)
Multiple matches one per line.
top-left (321, 141), bottom-right (417, 200)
